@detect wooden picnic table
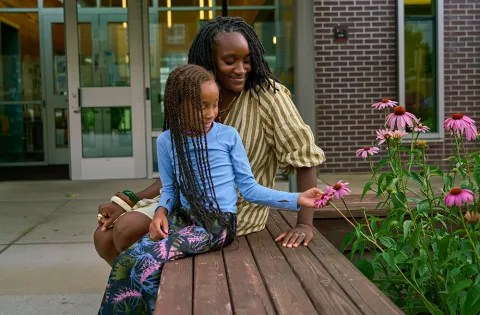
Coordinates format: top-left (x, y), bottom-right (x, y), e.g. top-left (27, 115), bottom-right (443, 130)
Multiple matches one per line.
top-left (156, 208), bottom-right (403, 315)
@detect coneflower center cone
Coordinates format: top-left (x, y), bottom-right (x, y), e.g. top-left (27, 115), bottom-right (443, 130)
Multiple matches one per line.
top-left (450, 188), bottom-right (462, 195)
top-left (333, 183), bottom-right (342, 190)
top-left (393, 106), bottom-right (406, 115)
top-left (452, 113), bottom-right (464, 120)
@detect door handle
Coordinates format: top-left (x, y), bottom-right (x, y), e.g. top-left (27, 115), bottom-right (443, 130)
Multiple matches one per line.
top-left (73, 88), bottom-right (82, 113)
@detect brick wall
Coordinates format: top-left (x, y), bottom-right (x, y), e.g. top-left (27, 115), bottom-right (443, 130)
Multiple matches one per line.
top-left (313, 0), bottom-right (397, 173)
top-left (313, 0), bottom-right (480, 173)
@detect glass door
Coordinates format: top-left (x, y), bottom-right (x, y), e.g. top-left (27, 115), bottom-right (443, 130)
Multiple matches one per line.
top-left (65, 0), bottom-right (147, 180)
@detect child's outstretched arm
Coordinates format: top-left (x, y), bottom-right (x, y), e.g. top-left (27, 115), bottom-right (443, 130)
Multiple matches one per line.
top-left (229, 131), bottom-right (323, 210)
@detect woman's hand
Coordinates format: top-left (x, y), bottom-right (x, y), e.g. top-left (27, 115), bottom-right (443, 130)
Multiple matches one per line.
top-left (97, 202), bottom-right (126, 231)
top-left (297, 187), bottom-right (324, 208)
top-left (275, 224), bottom-right (313, 248)
top-left (149, 208), bottom-right (169, 241)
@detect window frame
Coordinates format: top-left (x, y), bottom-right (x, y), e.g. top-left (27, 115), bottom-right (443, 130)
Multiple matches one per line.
top-left (397, 0), bottom-right (444, 139)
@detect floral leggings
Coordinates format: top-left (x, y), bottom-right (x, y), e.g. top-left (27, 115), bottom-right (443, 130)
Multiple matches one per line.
top-left (98, 208), bottom-right (236, 315)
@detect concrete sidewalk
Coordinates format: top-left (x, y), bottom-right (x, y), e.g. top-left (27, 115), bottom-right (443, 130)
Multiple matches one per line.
top-left (0, 173), bottom-right (406, 314)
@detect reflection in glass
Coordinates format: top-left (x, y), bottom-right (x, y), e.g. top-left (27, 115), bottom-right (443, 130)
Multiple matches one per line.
top-left (52, 23), bottom-right (67, 95)
top-left (81, 107), bottom-right (133, 158)
top-left (78, 23), bottom-right (94, 87)
top-left (149, 11), bottom-right (201, 130)
top-left (0, 0), bottom-right (38, 8)
top-left (77, 9), bottom-right (130, 87)
top-left (404, 20), bottom-right (436, 132)
top-left (0, 104), bottom-right (44, 162)
top-left (55, 109), bottom-right (68, 148)
top-left (0, 13), bottom-right (41, 101)
top-left (152, 137), bottom-right (158, 172)
top-left (218, 0), bottom-right (275, 5)
top-left (101, 0), bottom-right (127, 7)
top-left (158, 0), bottom-right (201, 6)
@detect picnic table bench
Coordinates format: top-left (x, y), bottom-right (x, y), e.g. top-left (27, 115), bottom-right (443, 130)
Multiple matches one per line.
top-left (156, 208), bottom-right (403, 315)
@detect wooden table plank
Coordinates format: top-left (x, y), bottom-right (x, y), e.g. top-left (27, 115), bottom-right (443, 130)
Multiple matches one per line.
top-left (280, 210), bottom-right (404, 315)
top-left (156, 257), bottom-right (193, 315)
top-left (267, 210), bottom-right (361, 315)
top-left (193, 250), bottom-right (232, 315)
top-left (223, 236), bottom-right (276, 315)
top-left (246, 229), bottom-right (318, 315)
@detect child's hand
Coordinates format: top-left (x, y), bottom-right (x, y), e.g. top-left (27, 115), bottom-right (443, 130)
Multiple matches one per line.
top-left (298, 188), bottom-right (324, 208)
top-left (149, 208), bottom-right (169, 241)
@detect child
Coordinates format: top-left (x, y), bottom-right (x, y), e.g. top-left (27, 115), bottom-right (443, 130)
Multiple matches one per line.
top-left (98, 65), bottom-right (322, 315)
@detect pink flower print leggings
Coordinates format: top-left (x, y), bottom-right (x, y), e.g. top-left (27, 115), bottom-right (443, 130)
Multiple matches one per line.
top-left (98, 207), bottom-right (236, 315)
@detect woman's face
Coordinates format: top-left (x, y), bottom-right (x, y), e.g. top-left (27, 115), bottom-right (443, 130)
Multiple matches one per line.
top-left (214, 32), bottom-right (251, 94)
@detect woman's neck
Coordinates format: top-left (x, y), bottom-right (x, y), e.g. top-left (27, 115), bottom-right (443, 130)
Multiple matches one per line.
top-left (219, 89), bottom-right (240, 110)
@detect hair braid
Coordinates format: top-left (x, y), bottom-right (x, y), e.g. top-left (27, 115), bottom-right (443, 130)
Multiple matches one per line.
top-left (188, 16), bottom-right (280, 98)
top-left (163, 64), bottom-right (229, 233)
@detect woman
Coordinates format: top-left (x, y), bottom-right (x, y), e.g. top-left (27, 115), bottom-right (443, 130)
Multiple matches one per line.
top-left (97, 64), bottom-right (323, 314)
top-left (94, 16), bottom-right (325, 266)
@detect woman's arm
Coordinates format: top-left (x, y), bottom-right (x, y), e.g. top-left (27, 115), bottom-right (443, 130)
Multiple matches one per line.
top-left (261, 85), bottom-right (325, 247)
top-left (135, 180), bottom-right (163, 200)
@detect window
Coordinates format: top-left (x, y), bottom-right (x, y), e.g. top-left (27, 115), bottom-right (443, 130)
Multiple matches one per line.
top-left (398, 0), bottom-right (443, 135)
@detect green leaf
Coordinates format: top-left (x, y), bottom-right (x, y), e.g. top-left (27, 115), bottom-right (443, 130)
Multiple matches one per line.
top-left (341, 232), bottom-right (355, 253)
top-left (391, 191), bottom-right (407, 209)
top-left (417, 199), bottom-right (431, 214)
top-left (373, 158), bottom-right (390, 176)
top-left (473, 155), bottom-right (480, 189)
top-left (403, 220), bottom-right (412, 240)
top-left (424, 301), bottom-right (445, 315)
top-left (404, 170), bottom-right (424, 187)
top-left (460, 180), bottom-right (474, 190)
top-left (428, 166), bottom-right (444, 177)
top-left (379, 236), bottom-right (396, 249)
top-left (449, 280), bottom-right (473, 297)
top-left (461, 284), bottom-right (480, 315)
top-left (381, 250), bottom-right (396, 270)
top-left (361, 181), bottom-right (375, 201)
top-left (411, 225), bottom-right (421, 247)
top-left (444, 175), bottom-right (453, 191)
top-left (355, 258), bottom-right (375, 280)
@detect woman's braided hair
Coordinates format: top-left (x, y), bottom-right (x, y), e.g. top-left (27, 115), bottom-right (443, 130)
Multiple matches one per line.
top-left (188, 16), bottom-right (279, 97)
top-left (163, 64), bottom-right (229, 234)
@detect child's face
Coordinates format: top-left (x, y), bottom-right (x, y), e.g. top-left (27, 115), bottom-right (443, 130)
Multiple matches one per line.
top-left (199, 80), bottom-right (219, 133)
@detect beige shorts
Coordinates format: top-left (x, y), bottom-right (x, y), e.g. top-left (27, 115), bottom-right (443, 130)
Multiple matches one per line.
top-left (111, 195), bottom-right (161, 226)
top-left (126, 203), bottom-right (156, 220)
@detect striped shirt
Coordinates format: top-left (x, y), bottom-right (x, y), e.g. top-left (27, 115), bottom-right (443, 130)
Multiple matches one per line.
top-left (223, 83), bottom-right (326, 236)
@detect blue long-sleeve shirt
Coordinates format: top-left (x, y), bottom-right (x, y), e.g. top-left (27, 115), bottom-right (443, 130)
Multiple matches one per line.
top-left (156, 122), bottom-right (300, 214)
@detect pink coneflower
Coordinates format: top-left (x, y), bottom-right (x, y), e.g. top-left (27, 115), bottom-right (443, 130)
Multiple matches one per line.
top-left (372, 98), bottom-right (398, 110)
top-left (444, 113), bottom-right (478, 141)
top-left (465, 211), bottom-right (479, 223)
top-left (376, 129), bottom-right (393, 145)
top-left (356, 146), bottom-right (380, 158)
top-left (314, 193), bottom-right (333, 209)
top-left (444, 187), bottom-right (474, 207)
top-left (385, 106), bottom-right (418, 130)
top-left (327, 180), bottom-right (351, 199)
top-left (414, 123), bottom-right (430, 133)
top-left (391, 130), bottom-right (408, 139)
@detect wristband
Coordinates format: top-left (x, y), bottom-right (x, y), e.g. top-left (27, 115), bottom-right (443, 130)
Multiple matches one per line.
top-left (111, 196), bottom-right (133, 212)
top-left (121, 190), bottom-right (141, 204)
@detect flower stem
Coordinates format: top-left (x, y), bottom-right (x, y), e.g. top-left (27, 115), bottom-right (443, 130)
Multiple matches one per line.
top-left (341, 198), bottom-right (360, 225)
top-left (328, 201), bottom-right (438, 312)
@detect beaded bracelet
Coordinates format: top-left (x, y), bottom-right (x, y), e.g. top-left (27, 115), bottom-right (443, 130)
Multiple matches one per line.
top-left (296, 223), bottom-right (312, 229)
top-left (121, 190), bottom-right (141, 204)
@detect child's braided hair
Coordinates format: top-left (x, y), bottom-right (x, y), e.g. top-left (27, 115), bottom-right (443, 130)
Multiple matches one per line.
top-left (163, 64), bottom-right (229, 234)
